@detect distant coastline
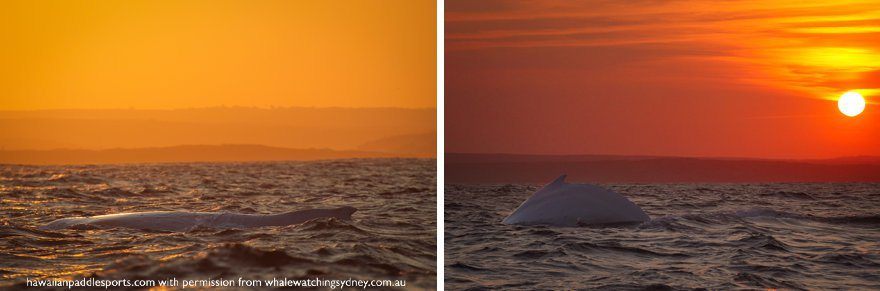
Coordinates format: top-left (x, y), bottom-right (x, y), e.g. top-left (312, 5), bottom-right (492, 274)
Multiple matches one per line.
top-left (0, 107), bottom-right (436, 154)
top-left (446, 153), bottom-right (880, 183)
top-left (0, 144), bottom-right (433, 165)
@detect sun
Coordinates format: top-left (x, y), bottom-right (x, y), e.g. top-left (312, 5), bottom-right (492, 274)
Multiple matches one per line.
top-left (838, 91), bottom-right (865, 117)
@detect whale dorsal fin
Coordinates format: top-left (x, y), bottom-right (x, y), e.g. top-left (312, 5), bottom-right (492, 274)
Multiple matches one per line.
top-left (532, 174), bottom-right (568, 197)
top-left (540, 174), bottom-right (567, 191)
top-left (551, 174), bottom-right (567, 185)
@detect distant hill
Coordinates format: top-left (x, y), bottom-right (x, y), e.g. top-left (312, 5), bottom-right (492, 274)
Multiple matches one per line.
top-left (446, 153), bottom-right (880, 183)
top-left (357, 132), bottom-right (436, 156)
top-left (820, 156), bottom-right (880, 164)
top-left (0, 107), bottom-right (435, 156)
top-left (0, 144), bottom-right (420, 165)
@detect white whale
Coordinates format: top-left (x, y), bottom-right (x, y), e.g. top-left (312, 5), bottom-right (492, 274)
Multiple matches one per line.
top-left (40, 206), bottom-right (357, 232)
top-left (502, 175), bottom-right (649, 226)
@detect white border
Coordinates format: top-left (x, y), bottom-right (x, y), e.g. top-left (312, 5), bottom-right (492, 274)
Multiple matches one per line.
top-left (436, 0), bottom-right (445, 289)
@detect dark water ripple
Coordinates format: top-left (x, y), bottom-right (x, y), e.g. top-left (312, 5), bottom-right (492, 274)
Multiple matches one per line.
top-left (0, 159), bottom-right (435, 290)
top-left (445, 183), bottom-right (880, 290)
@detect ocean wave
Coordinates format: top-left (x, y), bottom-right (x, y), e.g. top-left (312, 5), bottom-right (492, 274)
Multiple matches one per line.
top-left (733, 272), bottom-right (806, 290)
top-left (733, 233), bottom-right (790, 252)
top-left (759, 190), bottom-right (816, 200)
top-left (139, 185), bottom-right (175, 195)
top-left (0, 225), bottom-right (75, 239)
top-left (593, 283), bottom-right (690, 291)
top-left (89, 187), bottom-right (139, 197)
top-left (379, 187), bottom-right (431, 196)
top-left (446, 183), bottom-right (878, 290)
top-left (94, 240), bottom-right (418, 280)
top-left (1, 160), bottom-right (436, 290)
top-left (333, 256), bottom-right (407, 276)
top-left (46, 173), bottom-right (105, 185)
top-left (819, 214), bottom-right (880, 225)
top-left (512, 249), bottom-right (566, 259)
top-left (198, 243), bottom-right (314, 267)
top-left (813, 252), bottom-right (880, 268)
top-left (294, 218), bottom-right (369, 234)
top-left (8, 237), bottom-right (94, 248)
top-left (644, 208), bottom-right (880, 230)
top-left (448, 262), bottom-right (486, 271)
top-left (562, 241), bottom-right (690, 258)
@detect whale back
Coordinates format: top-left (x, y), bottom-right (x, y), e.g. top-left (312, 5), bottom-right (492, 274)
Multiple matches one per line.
top-left (42, 217), bottom-right (85, 230)
top-left (502, 175), bottom-right (649, 226)
top-left (243, 206), bottom-right (358, 227)
top-left (40, 207), bottom-right (359, 232)
top-left (40, 211), bottom-right (216, 231)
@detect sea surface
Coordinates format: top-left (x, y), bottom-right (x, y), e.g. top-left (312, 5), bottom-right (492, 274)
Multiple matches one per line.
top-left (446, 183), bottom-right (880, 290)
top-left (0, 159), bottom-right (436, 290)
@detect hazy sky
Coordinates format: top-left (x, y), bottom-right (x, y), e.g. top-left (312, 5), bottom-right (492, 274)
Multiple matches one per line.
top-left (1, 0), bottom-right (436, 109)
top-left (446, 0), bottom-right (880, 158)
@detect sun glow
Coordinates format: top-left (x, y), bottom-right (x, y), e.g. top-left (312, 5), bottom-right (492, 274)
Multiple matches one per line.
top-left (838, 91), bottom-right (866, 117)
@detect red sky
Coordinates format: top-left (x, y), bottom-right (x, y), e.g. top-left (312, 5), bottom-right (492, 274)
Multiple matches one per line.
top-left (446, 0), bottom-right (880, 159)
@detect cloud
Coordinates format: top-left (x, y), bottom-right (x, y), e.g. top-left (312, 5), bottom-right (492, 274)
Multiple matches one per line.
top-left (447, 0), bottom-right (880, 99)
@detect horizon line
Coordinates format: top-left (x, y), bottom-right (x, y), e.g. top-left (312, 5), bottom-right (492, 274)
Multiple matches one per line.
top-left (1, 143), bottom-right (437, 153)
top-left (0, 105), bottom-right (438, 112)
top-left (0, 144), bottom-right (436, 166)
top-left (446, 151), bottom-right (880, 162)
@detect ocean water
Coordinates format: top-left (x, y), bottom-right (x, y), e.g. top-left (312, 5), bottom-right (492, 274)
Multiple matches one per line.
top-left (446, 183), bottom-right (880, 290)
top-left (0, 159), bottom-right (436, 290)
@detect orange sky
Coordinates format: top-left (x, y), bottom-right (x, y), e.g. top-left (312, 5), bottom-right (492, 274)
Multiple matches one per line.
top-left (447, 0), bottom-right (880, 159)
top-left (1, 0), bottom-right (436, 110)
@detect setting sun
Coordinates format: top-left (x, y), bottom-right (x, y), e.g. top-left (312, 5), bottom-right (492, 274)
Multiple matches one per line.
top-left (838, 91), bottom-right (866, 117)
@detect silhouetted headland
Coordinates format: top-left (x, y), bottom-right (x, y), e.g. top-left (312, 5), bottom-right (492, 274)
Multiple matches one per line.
top-left (0, 107), bottom-right (435, 156)
top-left (0, 144), bottom-right (425, 165)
